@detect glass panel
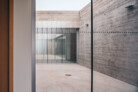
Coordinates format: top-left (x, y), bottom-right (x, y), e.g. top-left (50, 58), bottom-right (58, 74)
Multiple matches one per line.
top-left (36, 28), bottom-right (77, 63)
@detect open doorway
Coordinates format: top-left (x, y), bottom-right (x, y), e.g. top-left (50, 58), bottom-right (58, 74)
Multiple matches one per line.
top-left (35, 0), bottom-right (91, 92)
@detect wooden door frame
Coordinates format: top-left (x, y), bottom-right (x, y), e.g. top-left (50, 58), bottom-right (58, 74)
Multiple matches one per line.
top-left (9, 0), bottom-right (13, 92)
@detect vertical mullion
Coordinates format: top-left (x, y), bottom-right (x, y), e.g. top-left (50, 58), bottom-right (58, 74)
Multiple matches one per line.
top-left (45, 28), bottom-right (47, 63)
top-left (61, 28), bottom-right (63, 63)
top-left (42, 23), bottom-right (44, 63)
top-left (47, 28), bottom-right (48, 63)
top-left (76, 29), bottom-right (77, 63)
top-left (36, 28), bottom-right (38, 63)
top-left (51, 28), bottom-right (53, 63)
top-left (50, 25), bottom-right (52, 63)
top-left (65, 29), bottom-right (68, 63)
top-left (61, 28), bottom-right (62, 63)
top-left (69, 28), bottom-right (71, 63)
top-left (54, 28), bottom-right (56, 63)
top-left (64, 29), bottom-right (68, 61)
top-left (38, 27), bottom-right (40, 63)
top-left (54, 28), bottom-right (57, 62)
top-left (91, 1), bottom-right (93, 92)
top-left (65, 29), bottom-right (67, 63)
top-left (37, 28), bottom-right (39, 63)
top-left (44, 26), bottom-right (46, 63)
top-left (53, 28), bottom-right (55, 63)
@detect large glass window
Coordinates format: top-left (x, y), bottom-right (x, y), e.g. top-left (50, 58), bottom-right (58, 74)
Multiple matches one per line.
top-left (36, 28), bottom-right (77, 63)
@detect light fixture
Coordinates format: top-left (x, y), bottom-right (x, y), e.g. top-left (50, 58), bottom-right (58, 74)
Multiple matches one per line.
top-left (86, 24), bottom-right (89, 27)
top-left (126, 5), bottom-right (134, 10)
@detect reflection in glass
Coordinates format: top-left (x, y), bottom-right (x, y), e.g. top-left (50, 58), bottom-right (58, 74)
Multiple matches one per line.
top-left (36, 28), bottom-right (77, 63)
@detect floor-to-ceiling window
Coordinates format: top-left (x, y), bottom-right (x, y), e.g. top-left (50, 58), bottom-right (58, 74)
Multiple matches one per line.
top-left (35, 0), bottom-right (91, 92)
top-left (36, 28), bottom-right (77, 63)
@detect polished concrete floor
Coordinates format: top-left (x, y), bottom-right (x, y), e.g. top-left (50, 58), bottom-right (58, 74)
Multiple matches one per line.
top-left (36, 64), bottom-right (138, 92)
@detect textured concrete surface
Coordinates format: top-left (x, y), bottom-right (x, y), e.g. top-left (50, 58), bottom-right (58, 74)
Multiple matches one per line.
top-left (36, 64), bottom-right (91, 92)
top-left (36, 11), bottom-right (80, 28)
top-left (93, 0), bottom-right (138, 86)
top-left (93, 71), bottom-right (138, 92)
top-left (36, 64), bottom-right (138, 92)
top-left (77, 3), bottom-right (91, 68)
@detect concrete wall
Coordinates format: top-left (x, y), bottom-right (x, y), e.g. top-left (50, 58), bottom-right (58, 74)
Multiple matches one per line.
top-left (14, 0), bottom-right (33, 92)
top-left (77, 3), bottom-right (91, 68)
top-left (93, 0), bottom-right (138, 86)
top-left (36, 11), bottom-right (80, 28)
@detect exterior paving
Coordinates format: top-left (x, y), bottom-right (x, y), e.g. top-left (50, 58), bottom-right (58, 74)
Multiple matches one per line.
top-left (36, 64), bottom-right (138, 92)
top-left (36, 64), bottom-right (91, 92)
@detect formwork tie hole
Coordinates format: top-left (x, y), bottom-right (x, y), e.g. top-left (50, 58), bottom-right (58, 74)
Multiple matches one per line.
top-left (65, 74), bottom-right (72, 76)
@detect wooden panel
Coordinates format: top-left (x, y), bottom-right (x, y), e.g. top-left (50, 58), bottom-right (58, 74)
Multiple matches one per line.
top-left (9, 0), bottom-right (13, 92)
top-left (0, 0), bottom-right (9, 92)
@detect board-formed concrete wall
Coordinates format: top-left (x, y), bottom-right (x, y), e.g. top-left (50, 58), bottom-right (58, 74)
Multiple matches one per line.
top-left (77, 3), bottom-right (91, 68)
top-left (93, 0), bottom-right (138, 86)
top-left (36, 11), bottom-right (80, 28)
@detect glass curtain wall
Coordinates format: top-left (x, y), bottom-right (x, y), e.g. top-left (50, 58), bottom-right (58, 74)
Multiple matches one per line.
top-left (36, 28), bottom-right (77, 63)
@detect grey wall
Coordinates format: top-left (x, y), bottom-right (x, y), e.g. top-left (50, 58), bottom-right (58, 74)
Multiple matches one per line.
top-left (14, 0), bottom-right (33, 92)
top-left (77, 3), bottom-right (91, 68)
top-left (36, 11), bottom-right (80, 28)
top-left (93, 0), bottom-right (138, 86)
